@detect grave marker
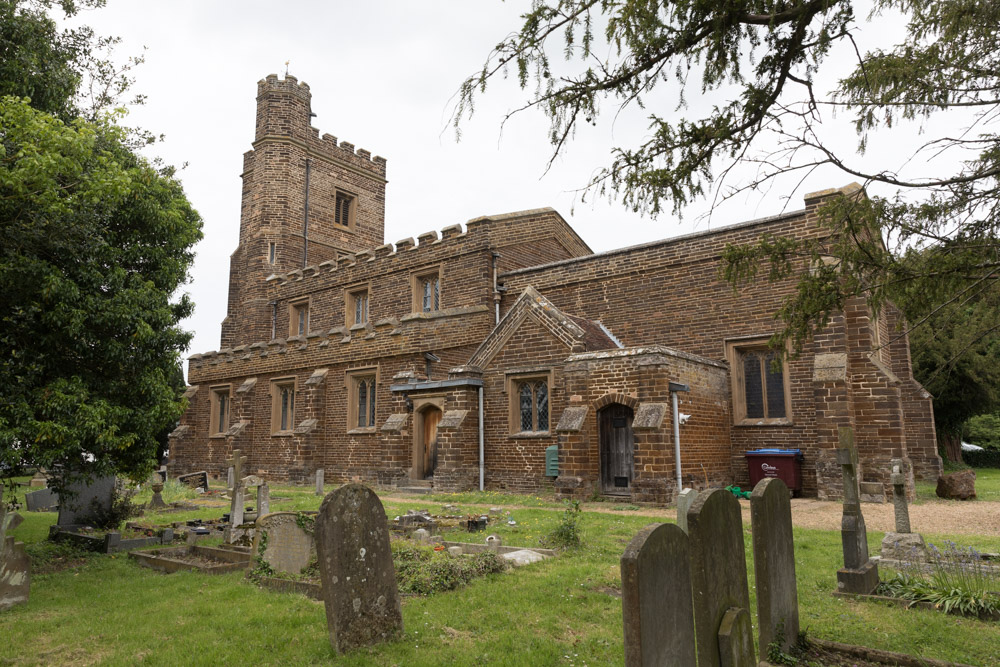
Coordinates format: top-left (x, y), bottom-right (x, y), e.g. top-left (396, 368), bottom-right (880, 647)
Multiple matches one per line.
top-left (56, 475), bottom-right (116, 527)
top-left (0, 483), bottom-right (31, 611)
top-left (25, 488), bottom-right (58, 512)
top-left (880, 459), bottom-right (927, 562)
top-left (258, 483), bottom-right (270, 517)
top-left (676, 488), bottom-right (696, 533)
top-left (177, 471), bottom-right (208, 490)
top-left (890, 459), bottom-right (910, 533)
top-left (254, 512), bottom-right (316, 575)
top-left (836, 427), bottom-right (879, 594)
top-left (620, 523), bottom-right (695, 667)
top-left (315, 484), bottom-right (403, 653)
top-left (750, 478), bottom-right (799, 654)
top-left (315, 469), bottom-right (325, 496)
top-left (148, 482), bottom-right (167, 509)
top-left (687, 489), bottom-right (754, 667)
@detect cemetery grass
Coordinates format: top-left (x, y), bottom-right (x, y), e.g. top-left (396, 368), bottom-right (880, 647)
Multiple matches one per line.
top-left (3, 486), bottom-right (1000, 665)
top-left (915, 467), bottom-right (1000, 502)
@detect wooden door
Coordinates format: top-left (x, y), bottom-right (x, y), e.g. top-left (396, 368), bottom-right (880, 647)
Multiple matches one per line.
top-left (422, 406), bottom-right (442, 479)
top-left (599, 404), bottom-right (634, 494)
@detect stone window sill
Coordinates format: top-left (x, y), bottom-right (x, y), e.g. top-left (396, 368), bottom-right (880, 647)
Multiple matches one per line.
top-left (734, 418), bottom-right (794, 428)
top-left (209, 433), bottom-right (227, 439)
top-left (348, 427), bottom-right (377, 435)
top-left (510, 431), bottom-right (552, 439)
top-left (270, 431), bottom-right (294, 437)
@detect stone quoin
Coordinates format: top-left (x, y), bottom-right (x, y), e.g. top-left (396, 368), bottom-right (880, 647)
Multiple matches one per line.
top-left (167, 74), bottom-right (940, 503)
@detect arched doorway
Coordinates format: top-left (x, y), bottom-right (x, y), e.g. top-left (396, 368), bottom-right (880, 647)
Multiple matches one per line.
top-left (599, 403), bottom-right (634, 495)
top-left (415, 404), bottom-right (442, 480)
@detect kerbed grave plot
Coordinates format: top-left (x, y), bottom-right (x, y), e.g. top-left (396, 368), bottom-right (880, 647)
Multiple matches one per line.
top-left (129, 545), bottom-right (251, 574)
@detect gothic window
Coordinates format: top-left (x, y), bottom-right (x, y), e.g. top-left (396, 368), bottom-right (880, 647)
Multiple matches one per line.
top-left (347, 369), bottom-right (378, 431)
top-left (347, 287), bottom-right (369, 327)
top-left (268, 242), bottom-right (276, 265)
top-left (515, 379), bottom-right (549, 433)
top-left (727, 340), bottom-right (791, 423)
top-left (412, 268), bottom-right (442, 313)
top-left (271, 379), bottom-right (296, 434)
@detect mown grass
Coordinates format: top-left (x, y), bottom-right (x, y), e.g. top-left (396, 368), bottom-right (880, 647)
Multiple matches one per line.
top-left (915, 466), bottom-right (1000, 502)
top-left (3, 480), bottom-right (1000, 665)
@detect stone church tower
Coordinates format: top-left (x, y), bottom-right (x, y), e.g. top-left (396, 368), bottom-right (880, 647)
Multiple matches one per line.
top-left (220, 74), bottom-right (388, 347)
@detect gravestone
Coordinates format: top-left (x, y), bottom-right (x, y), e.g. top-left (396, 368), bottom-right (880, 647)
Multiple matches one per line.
top-left (687, 489), bottom-right (755, 667)
top-left (177, 471), bottom-right (208, 490)
top-left (57, 475), bottom-right (116, 527)
top-left (836, 428), bottom-right (879, 594)
top-left (880, 459), bottom-right (927, 562)
top-left (315, 484), bottom-right (403, 653)
top-left (413, 528), bottom-right (429, 544)
top-left (227, 450), bottom-right (247, 516)
top-left (315, 469), bottom-right (325, 496)
top-left (29, 470), bottom-right (47, 488)
top-left (257, 483), bottom-right (270, 516)
top-left (750, 478), bottom-right (799, 653)
top-left (25, 488), bottom-right (58, 512)
top-left (717, 607), bottom-right (755, 667)
top-left (676, 488), bottom-right (697, 533)
top-left (620, 523), bottom-right (696, 666)
top-left (0, 484), bottom-right (31, 611)
top-left (254, 512), bottom-right (316, 575)
top-left (148, 482), bottom-right (168, 509)
top-left (227, 466), bottom-right (234, 489)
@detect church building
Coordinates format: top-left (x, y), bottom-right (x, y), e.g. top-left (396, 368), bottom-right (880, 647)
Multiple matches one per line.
top-left (168, 74), bottom-right (941, 502)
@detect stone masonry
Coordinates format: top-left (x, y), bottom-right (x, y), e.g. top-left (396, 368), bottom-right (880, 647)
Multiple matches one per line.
top-left (168, 74), bottom-right (941, 502)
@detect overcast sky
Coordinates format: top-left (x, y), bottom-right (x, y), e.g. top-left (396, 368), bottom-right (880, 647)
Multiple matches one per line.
top-left (61, 1), bottom-right (936, 373)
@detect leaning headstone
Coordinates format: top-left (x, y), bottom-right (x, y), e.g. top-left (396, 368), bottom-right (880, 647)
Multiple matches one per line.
top-left (254, 512), bottom-right (316, 575)
top-left (25, 488), bottom-right (58, 512)
top-left (676, 488), bottom-right (697, 533)
top-left (620, 523), bottom-right (696, 667)
top-left (750, 478), bottom-right (799, 654)
top-left (57, 475), bottom-right (116, 527)
top-left (1, 484), bottom-right (31, 611)
top-left (836, 427), bottom-right (879, 594)
top-left (315, 469), bottom-right (325, 496)
top-left (687, 489), bottom-right (754, 667)
top-left (177, 471), bottom-right (209, 490)
top-left (315, 484), bottom-right (403, 653)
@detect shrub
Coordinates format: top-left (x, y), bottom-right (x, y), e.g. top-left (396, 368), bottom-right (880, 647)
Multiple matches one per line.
top-left (964, 413), bottom-right (1000, 450)
top-left (962, 447), bottom-right (1000, 468)
top-left (541, 500), bottom-right (582, 549)
top-left (85, 486), bottom-right (142, 530)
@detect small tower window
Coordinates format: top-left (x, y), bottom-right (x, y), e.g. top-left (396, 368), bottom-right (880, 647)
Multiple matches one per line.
top-left (335, 191), bottom-right (355, 228)
top-left (268, 242), bottom-right (276, 265)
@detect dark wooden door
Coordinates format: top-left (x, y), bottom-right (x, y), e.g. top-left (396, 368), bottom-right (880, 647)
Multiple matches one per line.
top-left (422, 406), bottom-right (442, 479)
top-left (599, 404), bottom-right (634, 494)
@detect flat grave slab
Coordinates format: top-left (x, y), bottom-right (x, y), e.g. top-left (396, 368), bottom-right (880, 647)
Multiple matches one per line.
top-left (129, 545), bottom-right (251, 574)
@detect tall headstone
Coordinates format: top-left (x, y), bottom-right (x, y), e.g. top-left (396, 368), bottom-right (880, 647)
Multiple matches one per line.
top-left (254, 512), bottom-right (315, 575)
top-left (227, 449), bottom-right (247, 517)
top-left (687, 489), bottom-right (754, 667)
top-left (676, 488), bottom-right (697, 533)
top-left (257, 483), bottom-right (270, 517)
top-left (230, 487), bottom-right (245, 529)
top-left (56, 475), bottom-right (116, 527)
top-left (620, 523), bottom-right (696, 667)
top-left (890, 459), bottom-right (910, 533)
top-left (315, 469), bottom-right (325, 496)
top-left (0, 484), bottom-right (31, 611)
top-left (227, 466), bottom-right (234, 489)
top-left (750, 478), bottom-right (799, 653)
top-left (836, 427), bottom-right (879, 594)
top-left (315, 484), bottom-right (403, 653)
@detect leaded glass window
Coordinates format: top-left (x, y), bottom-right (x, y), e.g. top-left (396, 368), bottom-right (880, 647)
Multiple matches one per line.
top-left (421, 275), bottom-right (440, 312)
top-left (738, 348), bottom-right (787, 421)
top-left (279, 385), bottom-right (294, 431)
top-left (355, 376), bottom-right (376, 428)
top-left (517, 380), bottom-right (549, 432)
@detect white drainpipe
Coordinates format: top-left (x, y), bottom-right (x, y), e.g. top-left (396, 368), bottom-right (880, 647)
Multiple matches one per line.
top-left (669, 382), bottom-right (690, 491)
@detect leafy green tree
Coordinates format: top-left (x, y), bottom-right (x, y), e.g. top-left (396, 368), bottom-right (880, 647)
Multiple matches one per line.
top-left (455, 0), bottom-right (1000, 387)
top-left (0, 0), bottom-right (202, 488)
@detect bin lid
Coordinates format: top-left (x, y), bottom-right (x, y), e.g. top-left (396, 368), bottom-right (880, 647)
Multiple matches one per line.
top-left (746, 448), bottom-right (802, 455)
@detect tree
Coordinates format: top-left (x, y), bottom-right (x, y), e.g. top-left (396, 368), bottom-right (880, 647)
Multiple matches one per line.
top-left (455, 0), bottom-right (1000, 391)
top-left (0, 0), bottom-right (202, 489)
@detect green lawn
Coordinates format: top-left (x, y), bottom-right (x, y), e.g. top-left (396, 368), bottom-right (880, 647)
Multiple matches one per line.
top-left (915, 466), bottom-right (1000, 502)
top-left (3, 481), bottom-right (999, 666)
